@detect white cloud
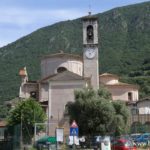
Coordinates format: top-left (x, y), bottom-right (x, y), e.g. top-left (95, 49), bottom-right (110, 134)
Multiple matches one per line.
top-left (0, 6), bottom-right (85, 47)
top-left (0, 7), bottom-right (85, 27)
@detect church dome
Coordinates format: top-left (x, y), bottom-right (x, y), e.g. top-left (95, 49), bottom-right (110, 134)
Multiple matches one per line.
top-left (41, 52), bottom-right (83, 78)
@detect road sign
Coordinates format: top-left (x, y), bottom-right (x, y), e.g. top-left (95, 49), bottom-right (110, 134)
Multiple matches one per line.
top-left (71, 120), bottom-right (78, 128)
top-left (70, 127), bottom-right (78, 136)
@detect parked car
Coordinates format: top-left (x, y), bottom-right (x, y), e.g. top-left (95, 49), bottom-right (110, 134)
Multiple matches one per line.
top-left (80, 136), bottom-right (102, 149)
top-left (130, 133), bottom-right (141, 142)
top-left (134, 133), bottom-right (150, 144)
top-left (111, 138), bottom-right (137, 150)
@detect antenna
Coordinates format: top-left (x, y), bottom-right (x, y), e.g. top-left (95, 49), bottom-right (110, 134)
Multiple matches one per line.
top-left (88, 0), bottom-right (92, 15)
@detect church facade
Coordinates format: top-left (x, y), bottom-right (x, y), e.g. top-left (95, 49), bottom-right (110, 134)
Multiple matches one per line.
top-left (19, 14), bottom-right (139, 134)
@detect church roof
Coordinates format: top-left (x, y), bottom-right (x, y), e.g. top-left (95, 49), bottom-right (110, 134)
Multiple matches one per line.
top-left (39, 71), bottom-right (85, 83)
top-left (99, 73), bottom-right (119, 79)
top-left (82, 12), bottom-right (98, 21)
top-left (0, 120), bottom-right (6, 127)
top-left (137, 96), bottom-right (150, 103)
top-left (105, 82), bottom-right (139, 89)
top-left (25, 81), bottom-right (37, 84)
top-left (41, 51), bottom-right (82, 61)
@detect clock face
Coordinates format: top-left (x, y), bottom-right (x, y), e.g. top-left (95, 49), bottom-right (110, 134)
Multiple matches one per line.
top-left (85, 48), bottom-right (96, 59)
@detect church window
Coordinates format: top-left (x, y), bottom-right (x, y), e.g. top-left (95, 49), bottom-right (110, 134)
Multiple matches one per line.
top-left (30, 91), bottom-right (37, 99)
top-left (64, 104), bottom-right (69, 116)
top-left (87, 25), bottom-right (94, 43)
top-left (57, 67), bottom-right (67, 73)
top-left (128, 92), bottom-right (132, 101)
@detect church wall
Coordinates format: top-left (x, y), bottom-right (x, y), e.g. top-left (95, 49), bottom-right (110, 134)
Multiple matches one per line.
top-left (20, 84), bottom-right (38, 99)
top-left (39, 83), bottom-right (49, 102)
top-left (41, 58), bottom-right (83, 78)
top-left (106, 86), bottom-right (138, 101)
top-left (49, 81), bottom-right (85, 122)
top-left (83, 53), bottom-right (99, 89)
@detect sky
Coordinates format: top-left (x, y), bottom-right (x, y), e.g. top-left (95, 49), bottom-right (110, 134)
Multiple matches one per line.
top-left (0, 0), bottom-right (149, 48)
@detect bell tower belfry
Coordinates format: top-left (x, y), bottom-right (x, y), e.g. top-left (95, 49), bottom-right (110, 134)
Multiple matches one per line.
top-left (82, 13), bottom-right (99, 89)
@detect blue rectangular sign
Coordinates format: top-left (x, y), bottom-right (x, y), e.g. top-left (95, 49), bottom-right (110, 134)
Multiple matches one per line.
top-left (70, 127), bottom-right (78, 136)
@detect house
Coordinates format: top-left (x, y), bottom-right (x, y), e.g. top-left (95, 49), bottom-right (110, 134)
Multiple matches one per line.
top-left (0, 120), bottom-right (6, 140)
top-left (99, 73), bottom-right (139, 102)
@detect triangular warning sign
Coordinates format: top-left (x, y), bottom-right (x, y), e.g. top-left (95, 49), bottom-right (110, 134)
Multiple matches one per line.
top-left (71, 120), bottom-right (78, 128)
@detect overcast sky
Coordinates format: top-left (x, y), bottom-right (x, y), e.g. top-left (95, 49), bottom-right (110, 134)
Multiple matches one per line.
top-left (0, 0), bottom-right (149, 48)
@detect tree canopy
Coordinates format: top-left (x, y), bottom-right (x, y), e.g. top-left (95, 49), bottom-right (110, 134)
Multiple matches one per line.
top-left (67, 87), bottom-right (130, 136)
top-left (7, 98), bottom-right (47, 143)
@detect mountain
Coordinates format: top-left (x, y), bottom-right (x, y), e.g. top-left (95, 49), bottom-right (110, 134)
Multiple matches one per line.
top-left (0, 2), bottom-right (150, 104)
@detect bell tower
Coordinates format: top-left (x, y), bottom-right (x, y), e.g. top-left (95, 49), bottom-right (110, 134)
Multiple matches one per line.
top-left (82, 13), bottom-right (99, 89)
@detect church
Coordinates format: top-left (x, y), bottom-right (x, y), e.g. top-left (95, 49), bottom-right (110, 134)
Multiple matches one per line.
top-left (19, 13), bottom-right (139, 134)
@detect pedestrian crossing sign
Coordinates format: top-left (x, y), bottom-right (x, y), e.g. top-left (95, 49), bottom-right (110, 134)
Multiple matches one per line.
top-left (70, 127), bottom-right (78, 136)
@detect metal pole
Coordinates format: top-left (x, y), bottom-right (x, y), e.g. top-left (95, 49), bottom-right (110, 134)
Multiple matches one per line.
top-left (34, 123), bottom-right (37, 144)
top-left (73, 135), bottom-right (75, 150)
top-left (20, 110), bottom-right (23, 150)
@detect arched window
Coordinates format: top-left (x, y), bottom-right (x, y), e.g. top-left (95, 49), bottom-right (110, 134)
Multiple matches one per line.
top-left (57, 67), bottom-right (67, 73)
top-left (87, 25), bottom-right (94, 42)
top-left (64, 103), bottom-right (69, 116)
top-left (30, 91), bottom-right (36, 99)
top-left (128, 92), bottom-right (132, 101)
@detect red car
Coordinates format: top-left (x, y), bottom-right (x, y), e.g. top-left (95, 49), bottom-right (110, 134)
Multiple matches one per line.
top-left (111, 138), bottom-right (137, 150)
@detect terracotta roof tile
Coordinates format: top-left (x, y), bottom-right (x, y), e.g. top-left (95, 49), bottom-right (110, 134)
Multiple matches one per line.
top-left (106, 82), bottom-right (139, 89)
top-left (19, 69), bottom-right (26, 76)
top-left (99, 73), bottom-right (119, 79)
top-left (0, 120), bottom-right (6, 127)
top-left (19, 67), bottom-right (28, 76)
top-left (39, 71), bottom-right (85, 83)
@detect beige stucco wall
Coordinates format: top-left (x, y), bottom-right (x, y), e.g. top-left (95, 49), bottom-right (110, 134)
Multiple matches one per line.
top-left (83, 47), bottom-right (99, 90)
top-left (41, 57), bottom-right (83, 78)
top-left (137, 101), bottom-right (150, 114)
top-left (100, 77), bottom-right (119, 85)
top-left (48, 80), bottom-right (86, 122)
top-left (106, 86), bottom-right (139, 101)
top-left (39, 83), bottom-right (49, 102)
top-left (19, 83), bottom-right (38, 98)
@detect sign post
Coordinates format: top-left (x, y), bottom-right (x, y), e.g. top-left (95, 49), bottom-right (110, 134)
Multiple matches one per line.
top-left (70, 120), bottom-right (78, 150)
top-left (56, 128), bottom-right (64, 149)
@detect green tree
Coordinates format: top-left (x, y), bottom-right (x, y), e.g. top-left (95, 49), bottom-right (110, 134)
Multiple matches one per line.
top-left (111, 101), bottom-right (130, 136)
top-left (7, 98), bottom-right (47, 143)
top-left (67, 87), bottom-right (129, 136)
top-left (0, 105), bottom-right (9, 118)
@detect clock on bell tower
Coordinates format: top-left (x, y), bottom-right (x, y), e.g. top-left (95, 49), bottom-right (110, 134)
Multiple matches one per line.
top-left (82, 13), bottom-right (99, 89)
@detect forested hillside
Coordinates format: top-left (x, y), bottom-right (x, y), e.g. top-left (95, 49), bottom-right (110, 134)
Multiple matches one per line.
top-left (0, 2), bottom-right (150, 104)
